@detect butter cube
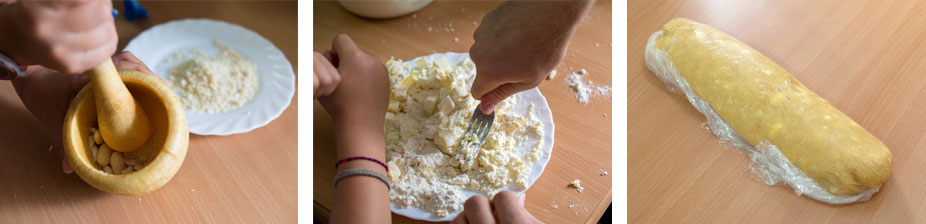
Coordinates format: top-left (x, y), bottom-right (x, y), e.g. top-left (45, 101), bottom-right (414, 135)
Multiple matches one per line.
top-left (400, 117), bottom-right (419, 137)
top-left (415, 58), bottom-right (429, 69)
top-left (439, 88), bottom-right (450, 100)
top-left (385, 112), bottom-right (397, 127)
top-left (435, 57), bottom-right (452, 71)
top-left (422, 95), bottom-right (438, 114)
top-left (387, 100), bottom-right (400, 113)
top-left (427, 71), bottom-right (441, 89)
top-left (451, 83), bottom-right (468, 100)
top-left (393, 84), bottom-right (407, 101)
top-left (438, 95), bottom-right (455, 116)
top-left (387, 160), bottom-right (401, 180)
top-left (433, 129), bottom-right (461, 155)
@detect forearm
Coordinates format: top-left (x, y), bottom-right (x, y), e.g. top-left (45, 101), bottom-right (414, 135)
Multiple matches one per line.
top-left (330, 121), bottom-right (390, 224)
top-left (504, 0), bottom-right (593, 37)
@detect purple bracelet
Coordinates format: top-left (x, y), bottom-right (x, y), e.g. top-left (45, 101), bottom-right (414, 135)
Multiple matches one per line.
top-left (336, 156), bottom-right (388, 172)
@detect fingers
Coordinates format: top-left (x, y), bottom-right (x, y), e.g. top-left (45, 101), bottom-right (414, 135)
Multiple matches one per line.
top-left (323, 50), bottom-right (339, 67)
top-left (28, 0), bottom-right (117, 74)
top-left (478, 81), bottom-right (537, 114)
top-left (314, 52), bottom-right (341, 98)
top-left (463, 195), bottom-right (497, 224)
top-left (469, 73), bottom-right (500, 103)
top-left (53, 131), bottom-right (73, 174)
top-left (112, 51), bottom-right (156, 75)
top-left (331, 33), bottom-right (362, 63)
top-left (60, 26), bottom-right (117, 74)
top-left (63, 159), bottom-right (73, 174)
top-left (314, 71), bottom-right (320, 94)
top-left (49, 0), bottom-right (113, 32)
top-left (451, 213), bottom-right (469, 224)
top-left (492, 191), bottom-right (525, 223)
top-left (494, 191), bottom-right (542, 224)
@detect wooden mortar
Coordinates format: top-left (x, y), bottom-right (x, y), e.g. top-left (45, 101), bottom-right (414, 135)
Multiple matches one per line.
top-left (63, 70), bottom-right (189, 195)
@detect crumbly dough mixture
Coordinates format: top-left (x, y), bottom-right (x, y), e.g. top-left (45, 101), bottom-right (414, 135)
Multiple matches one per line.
top-left (167, 41), bottom-right (259, 113)
top-left (384, 56), bottom-right (544, 217)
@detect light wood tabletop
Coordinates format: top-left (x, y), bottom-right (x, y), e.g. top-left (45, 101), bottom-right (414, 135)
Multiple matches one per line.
top-left (313, 0), bottom-right (612, 223)
top-left (0, 1), bottom-right (297, 223)
top-left (630, 0), bottom-right (926, 223)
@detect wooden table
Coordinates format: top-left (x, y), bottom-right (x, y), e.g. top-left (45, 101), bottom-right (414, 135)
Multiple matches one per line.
top-left (314, 0), bottom-right (612, 223)
top-left (630, 0), bottom-right (926, 223)
top-left (0, 1), bottom-right (297, 222)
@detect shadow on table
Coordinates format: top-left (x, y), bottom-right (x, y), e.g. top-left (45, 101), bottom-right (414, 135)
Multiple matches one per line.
top-left (0, 92), bottom-right (109, 208)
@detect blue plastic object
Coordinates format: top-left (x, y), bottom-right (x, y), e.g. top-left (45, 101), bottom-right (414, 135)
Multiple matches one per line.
top-left (112, 9), bottom-right (118, 18)
top-left (122, 0), bottom-right (149, 21)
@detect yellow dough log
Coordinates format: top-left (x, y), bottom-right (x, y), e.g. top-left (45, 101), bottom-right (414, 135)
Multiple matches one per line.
top-left (649, 18), bottom-right (892, 195)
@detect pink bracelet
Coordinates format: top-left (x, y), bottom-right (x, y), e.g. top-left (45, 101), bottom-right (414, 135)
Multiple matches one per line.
top-left (336, 156), bottom-right (388, 172)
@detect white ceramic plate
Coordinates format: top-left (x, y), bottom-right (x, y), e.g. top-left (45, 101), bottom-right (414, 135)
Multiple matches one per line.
top-left (389, 52), bottom-right (556, 222)
top-left (124, 19), bottom-right (295, 136)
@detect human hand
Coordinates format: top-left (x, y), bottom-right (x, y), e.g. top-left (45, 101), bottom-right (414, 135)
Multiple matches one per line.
top-left (314, 51), bottom-right (341, 98)
top-left (469, 1), bottom-right (592, 114)
top-left (0, 0), bottom-right (117, 74)
top-left (316, 34), bottom-right (389, 130)
top-left (452, 191), bottom-right (542, 224)
top-left (12, 51), bottom-right (156, 174)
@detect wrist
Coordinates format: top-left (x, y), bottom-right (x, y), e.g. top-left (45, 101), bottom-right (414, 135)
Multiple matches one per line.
top-left (333, 113), bottom-right (385, 134)
top-left (333, 120), bottom-right (386, 169)
top-left (524, 1), bottom-right (590, 34)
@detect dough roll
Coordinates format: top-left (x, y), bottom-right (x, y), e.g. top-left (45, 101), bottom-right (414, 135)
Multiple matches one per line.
top-left (646, 18), bottom-right (892, 196)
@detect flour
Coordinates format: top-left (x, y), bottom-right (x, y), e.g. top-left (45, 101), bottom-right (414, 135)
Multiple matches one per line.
top-left (167, 40), bottom-right (259, 113)
top-left (565, 69), bottom-right (611, 104)
top-left (384, 56), bottom-right (544, 217)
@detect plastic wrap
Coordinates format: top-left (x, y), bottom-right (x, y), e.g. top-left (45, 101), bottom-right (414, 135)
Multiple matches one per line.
top-left (645, 30), bottom-right (879, 204)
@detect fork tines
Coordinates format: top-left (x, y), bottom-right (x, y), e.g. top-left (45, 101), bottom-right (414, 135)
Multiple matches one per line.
top-left (455, 107), bottom-right (496, 162)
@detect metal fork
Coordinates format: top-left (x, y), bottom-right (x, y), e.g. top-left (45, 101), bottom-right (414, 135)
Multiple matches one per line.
top-left (454, 106), bottom-right (496, 162)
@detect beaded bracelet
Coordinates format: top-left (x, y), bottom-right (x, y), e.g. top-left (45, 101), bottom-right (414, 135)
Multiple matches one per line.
top-left (334, 168), bottom-right (391, 190)
top-left (335, 156), bottom-right (388, 172)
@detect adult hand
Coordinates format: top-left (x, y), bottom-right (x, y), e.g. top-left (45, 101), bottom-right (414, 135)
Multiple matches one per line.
top-left (12, 51), bottom-right (156, 174)
top-left (469, 1), bottom-right (592, 114)
top-left (452, 191), bottom-right (542, 224)
top-left (0, 0), bottom-right (117, 74)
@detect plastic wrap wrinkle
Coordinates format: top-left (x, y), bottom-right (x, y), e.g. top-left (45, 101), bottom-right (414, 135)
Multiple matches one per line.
top-left (645, 31), bottom-right (878, 204)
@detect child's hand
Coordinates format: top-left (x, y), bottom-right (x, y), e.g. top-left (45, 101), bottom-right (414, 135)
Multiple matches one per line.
top-left (319, 34), bottom-right (393, 223)
top-left (452, 191), bottom-right (542, 224)
top-left (316, 34), bottom-right (389, 129)
top-left (0, 0), bottom-right (117, 74)
top-left (12, 51), bottom-right (156, 174)
top-left (314, 51), bottom-right (341, 98)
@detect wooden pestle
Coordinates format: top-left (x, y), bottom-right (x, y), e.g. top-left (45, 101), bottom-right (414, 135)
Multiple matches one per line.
top-left (90, 59), bottom-right (150, 152)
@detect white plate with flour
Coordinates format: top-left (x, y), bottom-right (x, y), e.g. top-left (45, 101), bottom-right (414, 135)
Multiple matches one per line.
top-left (389, 52), bottom-right (556, 222)
top-left (124, 19), bottom-right (295, 136)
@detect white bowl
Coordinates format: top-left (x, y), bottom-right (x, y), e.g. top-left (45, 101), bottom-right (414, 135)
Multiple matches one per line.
top-left (124, 19), bottom-right (296, 136)
top-left (338, 0), bottom-right (431, 19)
